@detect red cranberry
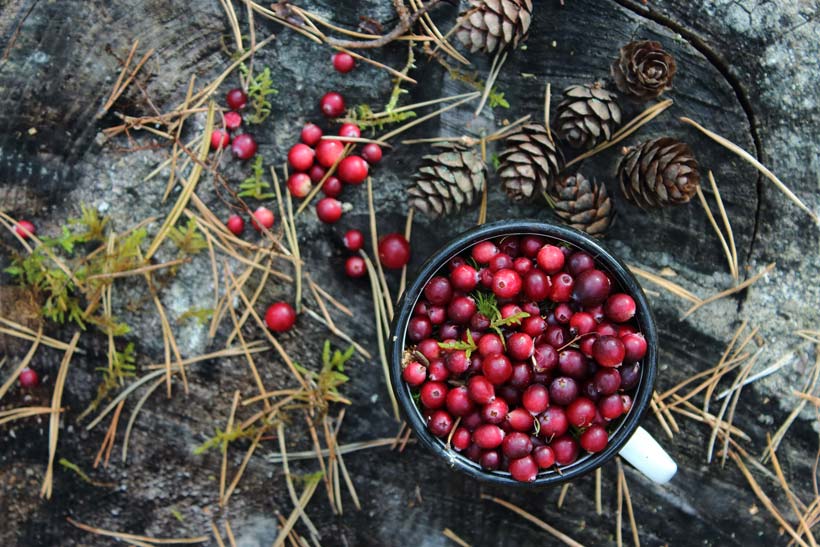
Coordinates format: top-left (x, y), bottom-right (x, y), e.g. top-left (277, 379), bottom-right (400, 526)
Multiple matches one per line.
top-left (210, 129), bottom-right (231, 150)
top-left (573, 269), bottom-right (612, 306)
top-left (332, 51), bottom-right (355, 73)
top-left (596, 322), bottom-right (618, 337)
top-left (265, 302), bottom-right (296, 332)
top-left (507, 408), bottom-right (534, 432)
top-left (402, 361), bottom-right (427, 386)
top-left (592, 335), bottom-right (625, 367)
top-left (507, 333), bottom-right (534, 361)
top-left (509, 362), bottom-right (533, 389)
top-left (582, 379), bottom-right (601, 401)
top-left (619, 362), bottom-right (641, 391)
top-left (361, 143), bottom-right (383, 164)
top-left (424, 276), bottom-right (453, 306)
top-left (569, 311), bottom-right (596, 336)
top-left (523, 270), bottom-right (551, 301)
top-left (451, 264), bottom-right (478, 292)
top-left (479, 449), bottom-right (502, 470)
top-left (407, 316), bottom-right (432, 342)
top-left (549, 377), bottom-right (578, 406)
top-left (605, 293), bottom-right (636, 323)
top-left (491, 269), bottom-right (522, 299)
top-left (554, 303), bottom-right (573, 324)
top-left (232, 133), bottom-right (257, 160)
top-left (439, 323), bottom-right (460, 340)
top-left (287, 173), bottom-right (312, 198)
top-left (467, 354), bottom-right (483, 375)
top-left (473, 424), bottom-right (505, 449)
top-left (500, 304), bottom-right (525, 325)
top-left (481, 398), bottom-right (509, 424)
top-left (463, 412), bottom-right (483, 431)
top-left (18, 367), bottom-right (39, 388)
top-left (599, 394), bottom-right (625, 419)
top-left (509, 455), bottom-right (538, 482)
top-left (223, 111), bottom-right (242, 131)
top-left (308, 164), bottom-right (327, 184)
top-left (343, 229), bottom-right (364, 252)
top-left (14, 220), bottom-right (36, 239)
top-left (522, 384), bottom-right (549, 414)
top-left (498, 385), bottom-right (522, 407)
top-left (468, 375), bottom-right (495, 404)
top-left (533, 344), bottom-right (558, 373)
top-left (288, 143), bottom-right (315, 171)
top-left (489, 253), bottom-right (514, 272)
top-left (445, 350), bottom-right (470, 375)
top-left (537, 244), bottom-right (565, 274)
top-left (316, 198), bottom-right (343, 223)
top-left (503, 432), bottom-right (533, 459)
top-left (580, 424), bottom-right (608, 452)
top-left (315, 139), bottom-right (345, 168)
top-left (448, 296), bottom-right (476, 324)
top-left (533, 445), bottom-right (556, 469)
top-left (520, 235), bottom-right (545, 257)
top-left (337, 155), bottom-right (369, 184)
top-left (618, 324), bottom-right (637, 337)
top-left (522, 315), bottom-right (547, 337)
top-left (471, 241), bottom-right (499, 264)
top-left (226, 88), bottom-right (248, 110)
top-left (550, 273), bottom-right (574, 302)
top-left (498, 237), bottom-right (520, 257)
top-left (622, 333), bottom-right (647, 362)
top-left (513, 257), bottom-right (533, 275)
top-left (301, 123), bottom-right (323, 146)
top-left (452, 427), bottom-right (472, 451)
top-left (420, 381), bottom-right (447, 409)
top-left (427, 306), bottom-right (445, 325)
top-left (344, 256), bottom-right (366, 278)
top-left (545, 325), bottom-right (567, 348)
top-left (538, 407), bottom-right (569, 438)
top-left (428, 410), bottom-right (454, 437)
top-left (567, 251), bottom-right (595, 275)
top-left (587, 304), bottom-right (605, 323)
top-left (427, 359), bottom-right (450, 382)
top-left (478, 268), bottom-right (494, 288)
top-left (378, 233), bottom-right (410, 269)
top-left (593, 368), bottom-right (621, 395)
top-left (621, 394), bottom-right (634, 413)
top-left (414, 301), bottom-right (428, 316)
top-left (551, 435), bottom-right (580, 465)
top-left (558, 349), bottom-right (588, 380)
top-left (225, 215), bottom-right (244, 236)
top-left (418, 338), bottom-right (440, 360)
top-left (567, 397), bottom-right (597, 427)
top-left (338, 123), bottom-right (361, 138)
top-left (579, 335), bottom-right (597, 357)
top-left (322, 176), bottom-right (343, 197)
top-left (320, 91), bottom-right (346, 117)
top-left (482, 353), bottom-right (513, 385)
top-left (446, 386), bottom-right (475, 416)
top-left (252, 207), bottom-right (274, 231)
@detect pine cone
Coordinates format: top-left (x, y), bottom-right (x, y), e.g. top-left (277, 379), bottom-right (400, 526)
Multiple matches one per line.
top-left (408, 144), bottom-right (487, 218)
top-left (617, 137), bottom-right (700, 208)
top-left (550, 173), bottom-right (614, 238)
top-left (555, 83), bottom-right (623, 149)
top-left (611, 40), bottom-right (677, 101)
top-left (498, 123), bottom-right (564, 202)
top-left (456, 0), bottom-right (534, 54)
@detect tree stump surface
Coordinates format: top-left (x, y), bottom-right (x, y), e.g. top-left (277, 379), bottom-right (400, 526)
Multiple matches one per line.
top-left (1, 1), bottom-right (819, 546)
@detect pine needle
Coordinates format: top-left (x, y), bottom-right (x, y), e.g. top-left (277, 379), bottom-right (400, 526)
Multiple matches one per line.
top-left (767, 435), bottom-right (817, 546)
top-left (367, 177), bottom-right (394, 320)
top-left (443, 528), bottom-right (472, 547)
top-left (219, 391), bottom-right (241, 505)
top-left (377, 92), bottom-right (481, 143)
top-left (696, 183), bottom-right (737, 282)
top-left (628, 265), bottom-right (702, 304)
top-left (557, 483), bottom-right (571, 508)
top-left (681, 263), bottom-right (775, 319)
top-left (0, 316), bottom-right (73, 351)
top-left (266, 438), bottom-right (401, 463)
top-left (272, 476), bottom-right (321, 547)
top-left (617, 460), bottom-right (641, 547)
top-left (398, 207), bottom-right (415, 300)
top-left (595, 467), bottom-right (603, 515)
top-left (0, 325), bottom-right (42, 401)
top-left (481, 495), bottom-right (586, 547)
top-left (67, 517), bottom-right (209, 544)
top-left (121, 376), bottom-right (164, 463)
top-left (277, 422), bottom-right (321, 541)
top-left (474, 50), bottom-right (507, 117)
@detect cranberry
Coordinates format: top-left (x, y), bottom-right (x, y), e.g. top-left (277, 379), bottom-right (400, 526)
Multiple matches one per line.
top-left (592, 335), bottom-right (625, 367)
top-left (13, 219), bottom-right (36, 239)
top-left (498, 237), bottom-right (520, 257)
top-left (500, 304), bottom-right (525, 325)
top-left (427, 306), bottom-right (445, 325)
top-left (569, 311), bottom-right (596, 336)
top-left (491, 269), bottom-right (522, 299)
top-left (210, 129), bottom-right (231, 150)
top-left (322, 176), bottom-right (343, 197)
top-left (507, 408), bottom-right (534, 432)
top-left (439, 323), bottom-right (460, 340)
top-left (618, 324), bottom-right (637, 337)
top-left (463, 412), bottom-right (483, 431)
top-left (301, 123), bottom-right (323, 146)
top-left (308, 164), bottom-right (327, 184)
top-left (428, 410), bottom-right (454, 437)
top-left (450, 428), bottom-right (470, 451)
top-left (232, 133), bottom-right (258, 159)
top-left (446, 350), bottom-right (470, 375)
top-left (489, 253), bottom-right (514, 272)
top-left (427, 359), bottom-right (450, 382)
top-left (503, 432), bottom-right (533, 459)
top-left (451, 264), bottom-right (478, 292)
top-left (621, 394), bottom-right (634, 413)
top-left (445, 386), bottom-right (474, 417)
top-left (522, 315), bottom-right (547, 337)
top-left (265, 302), bottom-right (296, 332)
top-left (551, 435), bottom-right (580, 465)
top-left (579, 335), bottom-right (597, 357)
top-left (420, 381), bottom-right (447, 409)
top-left (448, 296), bottom-right (476, 324)
top-left (378, 233), bottom-right (410, 269)
top-left (337, 155), bottom-right (369, 184)
top-left (316, 198), bottom-right (343, 223)
top-left (545, 325), bottom-right (567, 348)
top-left (320, 91), bottom-right (346, 117)
top-left (567, 397), bottom-right (597, 427)
top-left (573, 269), bottom-right (612, 306)
top-left (478, 268), bottom-right (494, 288)
top-left (315, 139), bottom-right (345, 168)
top-left (509, 455), bottom-right (538, 482)
top-left (520, 235), bottom-right (545, 257)
top-left (509, 363), bottom-right (533, 389)
top-left (361, 143), bottom-right (383, 164)
top-left (343, 229), bottom-right (364, 252)
top-left (596, 322), bottom-right (618, 337)
top-left (550, 273), bottom-right (574, 302)
top-left (599, 394), bottom-right (625, 419)
top-left (414, 301), bottom-right (428, 316)
top-left (538, 407), bottom-right (569, 438)
top-left (481, 398), bottom-right (509, 424)
top-left (533, 344), bottom-right (558, 373)
top-left (513, 257), bottom-right (533, 275)
top-left (288, 143), bottom-right (315, 171)
top-left (473, 424), bottom-right (505, 449)
top-left (402, 361), bottom-right (427, 386)
top-left (593, 368), bottom-right (621, 395)
top-left (467, 354), bottom-right (483, 375)
top-left (582, 379), bottom-right (601, 401)
top-left (449, 257), bottom-right (466, 270)
top-left (507, 333), bottom-right (534, 361)
top-left (418, 338), bottom-right (440, 360)
top-left (482, 354), bottom-right (513, 385)
top-left (407, 316), bottom-right (432, 342)
top-left (523, 270), bottom-right (551, 301)
top-left (18, 367), bottom-right (39, 388)
top-left (225, 215), bottom-right (244, 236)
top-left (622, 333), bottom-right (648, 362)
top-left (553, 303), bottom-right (573, 324)
top-left (468, 376), bottom-right (496, 404)
top-left (287, 173), bottom-right (312, 198)
top-left (588, 304), bottom-right (605, 323)
top-left (549, 377), bottom-right (578, 406)
top-left (537, 244), bottom-right (565, 274)
top-left (479, 449), bottom-right (502, 470)
top-left (580, 424), bottom-right (608, 452)
top-left (522, 384), bottom-right (549, 414)
top-left (619, 363), bottom-right (641, 391)
top-left (344, 256), bottom-right (366, 278)
top-left (567, 251), bottom-right (595, 275)
top-left (223, 111), bottom-right (242, 131)
top-left (424, 276), bottom-right (453, 306)
top-left (533, 445), bottom-right (556, 469)
top-left (338, 123), bottom-right (361, 138)
top-left (226, 88), bottom-right (248, 110)
top-left (558, 349), bottom-right (588, 380)
top-left (604, 293), bottom-right (636, 323)
top-left (471, 241), bottom-right (499, 264)
top-left (498, 385), bottom-right (522, 407)
top-left (252, 207), bottom-right (274, 231)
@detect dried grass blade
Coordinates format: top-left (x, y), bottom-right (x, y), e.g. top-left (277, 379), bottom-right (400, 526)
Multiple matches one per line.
top-left (768, 435), bottom-right (816, 546)
top-left (277, 423), bottom-right (321, 541)
top-left (398, 207), bottom-right (415, 300)
top-left (481, 495), bottom-right (586, 547)
top-left (367, 177), bottom-right (394, 320)
top-left (222, 429), bottom-right (264, 507)
top-left (628, 265), bottom-right (702, 304)
top-left (266, 438), bottom-right (402, 463)
top-left (708, 171), bottom-right (738, 279)
top-left (210, 522), bottom-right (227, 547)
top-left (595, 467), bottom-right (603, 515)
top-left (618, 460), bottom-right (640, 547)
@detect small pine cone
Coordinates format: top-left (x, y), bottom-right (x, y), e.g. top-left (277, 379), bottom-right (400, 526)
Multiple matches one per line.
top-left (408, 144), bottom-right (487, 218)
top-left (555, 83), bottom-right (623, 149)
top-left (617, 137), bottom-right (700, 208)
top-left (550, 173), bottom-right (614, 237)
top-left (611, 40), bottom-right (677, 101)
top-left (498, 123), bottom-right (564, 202)
top-left (456, 0), bottom-right (534, 54)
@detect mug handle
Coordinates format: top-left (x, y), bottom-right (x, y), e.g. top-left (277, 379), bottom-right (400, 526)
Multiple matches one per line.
top-left (618, 426), bottom-right (677, 484)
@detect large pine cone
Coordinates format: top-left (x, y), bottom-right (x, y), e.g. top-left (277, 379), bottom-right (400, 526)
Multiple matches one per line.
top-left (498, 123), bottom-right (564, 202)
top-left (611, 40), bottom-right (677, 101)
top-left (407, 144), bottom-right (487, 218)
top-left (550, 173), bottom-right (614, 238)
top-left (555, 83), bottom-right (623, 149)
top-left (617, 137), bottom-right (700, 208)
top-left (456, 0), bottom-right (534, 54)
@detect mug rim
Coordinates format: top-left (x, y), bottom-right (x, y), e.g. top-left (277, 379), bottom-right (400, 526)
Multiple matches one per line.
top-left (388, 220), bottom-right (658, 487)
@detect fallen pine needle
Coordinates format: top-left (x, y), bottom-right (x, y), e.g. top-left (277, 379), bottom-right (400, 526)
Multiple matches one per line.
top-left (681, 263), bottom-right (775, 320)
top-left (443, 528), bottom-right (472, 547)
top-left (481, 495), bottom-right (586, 547)
top-left (628, 266), bottom-right (702, 304)
top-left (66, 517), bottom-right (209, 544)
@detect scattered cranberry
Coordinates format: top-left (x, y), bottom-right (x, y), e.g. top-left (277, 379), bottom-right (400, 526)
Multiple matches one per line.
top-left (337, 155), bottom-right (369, 185)
top-left (14, 220), bottom-right (36, 239)
top-left (316, 198), bottom-right (343, 224)
top-left (315, 139), bottom-right (345, 168)
top-left (322, 176), bottom-right (343, 197)
top-left (210, 129), bottom-right (231, 150)
top-left (309, 164), bottom-right (327, 184)
top-left (265, 302), bottom-right (295, 332)
top-left (18, 367), bottom-right (39, 388)
top-left (361, 143), bottom-right (383, 164)
top-left (223, 111), bottom-right (242, 131)
top-left (344, 256), bottom-right (366, 278)
top-left (378, 233), bottom-right (410, 269)
top-left (301, 123), bottom-right (323, 146)
top-left (287, 173), bottom-right (312, 198)
top-left (231, 133), bottom-right (257, 160)
top-left (226, 88), bottom-right (248, 110)
top-left (288, 143), bottom-right (315, 172)
top-left (251, 207), bottom-right (274, 231)
top-left (225, 215), bottom-right (244, 236)
top-left (320, 92), bottom-right (346, 118)
top-left (338, 123), bottom-right (361, 138)
top-left (342, 229), bottom-right (364, 252)
top-left (332, 52), bottom-right (356, 73)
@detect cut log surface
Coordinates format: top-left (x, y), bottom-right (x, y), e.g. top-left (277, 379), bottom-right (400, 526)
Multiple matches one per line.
top-left (1, 1), bottom-right (819, 546)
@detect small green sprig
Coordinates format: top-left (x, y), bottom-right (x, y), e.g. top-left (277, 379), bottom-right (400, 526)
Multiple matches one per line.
top-left (168, 218), bottom-right (206, 258)
top-left (438, 329), bottom-right (477, 358)
top-left (472, 291), bottom-right (531, 340)
top-left (237, 156), bottom-right (275, 200)
top-left (241, 64), bottom-right (278, 124)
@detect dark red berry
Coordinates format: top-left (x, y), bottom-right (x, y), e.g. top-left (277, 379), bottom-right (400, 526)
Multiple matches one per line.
top-left (402, 361), bottom-right (427, 386)
top-left (520, 235), bottom-right (546, 257)
top-left (315, 139), bottom-right (345, 168)
top-left (507, 332), bottom-right (534, 361)
top-left (320, 92), bottom-right (346, 117)
top-left (252, 207), bottom-right (275, 231)
top-left (549, 377), bottom-right (578, 406)
top-left (210, 129), bottom-right (231, 150)
top-left (265, 302), bottom-right (296, 332)
top-left (482, 353), bottom-right (513, 385)
top-left (451, 264), bottom-right (478, 292)
top-left (592, 335), bottom-right (625, 367)
top-left (226, 88), bottom-right (248, 110)
top-left (498, 385), bottom-right (522, 407)
top-left (224, 111), bottom-right (242, 131)
top-left (599, 394), bottom-right (625, 419)
top-left (18, 367), bottom-right (39, 388)
top-left (418, 338), bottom-right (440, 360)
top-left (596, 322), bottom-right (618, 337)
top-left (452, 427), bottom-right (472, 451)
top-left (558, 349), bottom-right (588, 380)
top-left (287, 173), bottom-right (312, 198)
top-left (473, 424), bottom-right (505, 449)
top-left (446, 386), bottom-right (475, 416)
top-left (288, 143), bottom-right (315, 171)
top-left (621, 394), bottom-right (634, 413)
top-left (231, 133), bottom-right (257, 160)
top-left (579, 335), bottom-right (597, 357)
top-left (14, 220), bottom-right (36, 239)
top-left (569, 311), bottom-right (596, 336)
top-left (513, 257), bottom-right (533, 275)
top-left (479, 449), bottom-right (501, 470)
top-left (489, 253), bottom-right (514, 272)
top-left (522, 384), bottom-right (549, 414)
top-left (491, 269), bottom-right (522, 299)
top-left (471, 241), bottom-right (499, 264)
top-left (533, 344), bottom-right (558, 373)
top-left (338, 123), bottom-right (361, 138)
top-left (523, 270), bottom-right (551, 301)
top-left (481, 398), bottom-right (509, 424)
top-left (332, 52), bottom-right (356, 73)
top-left (424, 276), bottom-right (453, 306)
top-left (309, 164), bottom-right (327, 184)
top-left (225, 215), bottom-right (244, 236)
top-left (428, 410), bottom-right (454, 437)
top-left (536, 244), bottom-right (565, 274)
top-left (622, 333), bottom-right (647, 362)
top-left (545, 325), bottom-right (568, 348)
top-left (427, 305), bottom-right (445, 325)
top-left (463, 412), bottom-right (482, 431)
top-left (593, 368), bottom-right (621, 395)
top-left (467, 375), bottom-right (495, 404)
top-left (301, 123), bottom-right (323, 146)
top-left (551, 435), bottom-right (580, 465)
top-left (509, 455), bottom-right (538, 482)
top-left (580, 424), bottom-right (608, 452)
top-left (316, 198), bottom-right (343, 223)
top-left (619, 363), bottom-right (641, 391)
top-left (502, 432), bottom-right (533, 459)
top-left (567, 397), bottom-right (597, 427)
top-left (567, 251), bottom-right (595, 275)
top-left (344, 256), bottom-right (366, 278)
top-left (445, 350), bottom-right (470, 375)
top-left (407, 316), bottom-right (432, 342)
top-left (554, 303), bottom-right (573, 324)
top-left (509, 362), bottom-right (533, 389)
top-left (378, 233), bottom-right (410, 269)
top-left (533, 445), bottom-right (556, 469)
top-left (507, 408), bottom-right (534, 432)
top-left (538, 407), bottom-right (569, 438)
top-left (439, 323), bottom-right (460, 340)
top-left (337, 155), bottom-right (369, 184)
top-left (361, 143), bottom-right (383, 164)
top-left (427, 358), bottom-right (449, 382)
top-left (573, 269), bottom-right (612, 306)
top-left (550, 273), bottom-right (574, 302)
top-left (420, 381), bottom-right (447, 409)
top-left (604, 293), bottom-right (636, 323)
top-left (322, 176), bottom-right (343, 197)
top-left (448, 296), bottom-right (476, 324)
top-left (522, 315), bottom-right (547, 337)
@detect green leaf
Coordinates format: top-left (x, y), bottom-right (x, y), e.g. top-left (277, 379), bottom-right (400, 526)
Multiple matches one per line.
top-left (243, 66), bottom-right (278, 124)
top-left (492, 311), bottom-right (531, 329)
top-left (237, 156), bottom-right (275, 200)
top-left (168, 218), bottom-right (207, 257)
top-left (438, 330), bottom-right (477, 359)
